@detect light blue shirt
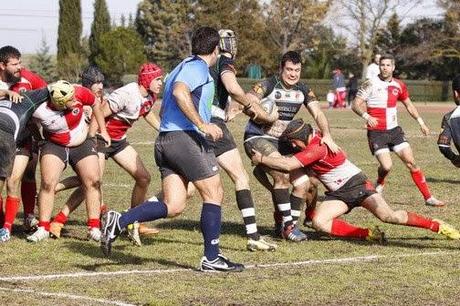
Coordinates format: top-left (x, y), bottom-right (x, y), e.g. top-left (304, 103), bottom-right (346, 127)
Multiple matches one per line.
top-left (160, 56), bottom-right (215, 132)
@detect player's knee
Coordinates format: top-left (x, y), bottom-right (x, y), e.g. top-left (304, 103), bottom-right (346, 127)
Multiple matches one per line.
top-left (82, 176), bottom-right (101, 191)
top-left (165, 201), bottom-right (185, 217)
top-left (40, 180), bottom-right (57, 193)
top-left (234, 171), bottom-right (250, 189)
top-left (135, 171), bottom-right (151, 188)
top-left (312, 216), bottom-right (328, 232)
top-left (273, 174), bottom-right (290, 189)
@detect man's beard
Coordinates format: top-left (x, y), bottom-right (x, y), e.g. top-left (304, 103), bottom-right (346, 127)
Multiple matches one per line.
top-left (4, 70), bottom-right (21, 84)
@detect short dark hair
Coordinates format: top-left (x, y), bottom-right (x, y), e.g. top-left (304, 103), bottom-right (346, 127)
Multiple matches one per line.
top-left (281, 118), bottom-right (313, 142)
top-left (191, 27), bottom-right (220, 56)
top-left (0, 45), bottom-right (21, 64)
top-left (379, 54), bottom-right (395, 64)
top-left (281, 51), bottom-right (302, 68)
top-left (452, 75), bottom-right (460, 92)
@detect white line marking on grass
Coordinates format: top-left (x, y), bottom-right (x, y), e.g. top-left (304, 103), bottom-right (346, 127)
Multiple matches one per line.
top-left (104, 183), bottom-right (131, 188)
top-left (130, 141), bottom-right (155, 146)
top-left (0, 250), bottom-right (458, 282)
top-left (0, 287), bottom-right (135, 306)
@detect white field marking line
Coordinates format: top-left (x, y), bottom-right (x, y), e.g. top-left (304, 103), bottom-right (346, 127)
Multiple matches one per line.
top-left (130, 141), bottom-right (155, 146)
top-left (103, 183), bottom-right (131, 188)
top-left (0, 250), bottom-right (457, 282)
top-left (0, 287), bottom-right (135, 306)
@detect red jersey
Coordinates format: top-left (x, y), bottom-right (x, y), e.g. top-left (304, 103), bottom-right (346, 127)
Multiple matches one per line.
top-left (8, 68), bottom-right (47, 93)
top-left (293, 133), bottom-right (361, 191)
top-left (33, 86), bottom-right (95, 147)
top-left (356, 76), bottom-right (409, 131)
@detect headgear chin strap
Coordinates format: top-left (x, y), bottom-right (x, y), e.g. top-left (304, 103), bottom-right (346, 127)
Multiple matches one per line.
top-left (218, 29), bottom-right (237, 58)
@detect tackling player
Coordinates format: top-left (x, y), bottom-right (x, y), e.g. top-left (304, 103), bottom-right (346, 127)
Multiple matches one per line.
top-left (251, 119), bottom-right (460, 241)
top-left (352, 54), bottom-right (443, 207)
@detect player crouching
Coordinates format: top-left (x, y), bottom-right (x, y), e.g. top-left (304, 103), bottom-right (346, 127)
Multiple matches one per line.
top-left (251, 119), bottom-right (460, 242)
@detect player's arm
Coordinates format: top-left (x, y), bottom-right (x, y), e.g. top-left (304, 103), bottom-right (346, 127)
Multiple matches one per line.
top-left (437, 114), bottom-right (460, 166)
top-left (173, 82), bottom-right (222, 141)
top-left (90, 97), bottom-right (111, 146)
top-left (144, 111), bottom-right (160, 132)
top-left (89, 99), bottom-right (112, 136)
top-left (251, 149), bottom-right (303, 171)
top-left (402, 98), bottom-right (429, 136)
top-left (306, 101), bottom-right (340, 153)
top-left (0, 89), bottom-right (23, 103)
top-left (221, 72), bottom-right (277, 124)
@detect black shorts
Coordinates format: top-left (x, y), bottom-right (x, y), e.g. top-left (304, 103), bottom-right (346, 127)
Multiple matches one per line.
top-left (0, 129), bottom-right (16, 179)
top-left (40, 138), bottom-right (98, 169)
top-left (243, 134), bottom-right (296, 159)
top-left (324, 173), bottom-right (376, 211)
top-left (367, 126), bottom-right (409, 155)
top-left (16, 136), bottom-right (33, 158)
top-left (209, 117), bottom-right (237, 157)
top-left (154, 131), bottom-right (219, 182)
top-left (97, 135), bottom-right (129, 160)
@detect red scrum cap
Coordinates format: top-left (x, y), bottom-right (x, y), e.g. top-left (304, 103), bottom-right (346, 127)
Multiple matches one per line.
top-left (138, 63), bottom-right (163, 89)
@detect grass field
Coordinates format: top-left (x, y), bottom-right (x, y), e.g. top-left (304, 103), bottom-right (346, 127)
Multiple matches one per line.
top-left (1, 102), bottom-right (460, 305)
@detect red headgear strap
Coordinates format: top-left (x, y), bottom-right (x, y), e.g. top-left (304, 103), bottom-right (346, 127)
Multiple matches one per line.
top-left (138, 63), bottom-right (163, 89)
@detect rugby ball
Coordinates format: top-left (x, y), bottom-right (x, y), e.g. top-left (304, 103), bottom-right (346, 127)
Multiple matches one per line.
top-left (260, 97), bottom-right (276, 114)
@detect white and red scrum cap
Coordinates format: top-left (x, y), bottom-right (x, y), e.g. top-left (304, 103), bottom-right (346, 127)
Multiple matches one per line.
top-left (138, 63), bottom-right (163, 89)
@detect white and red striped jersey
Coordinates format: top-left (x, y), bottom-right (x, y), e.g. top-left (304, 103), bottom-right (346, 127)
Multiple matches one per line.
top-left (293, 133), bottom-right (361, 191)
top-left (0, 68), bottom-right (47, 93)
top-left (105, 82), bottom-right (155, 140)
top-left (357, 76), bottom-right (409, 131)
top-left (33, 86), bottom-right (95, 147)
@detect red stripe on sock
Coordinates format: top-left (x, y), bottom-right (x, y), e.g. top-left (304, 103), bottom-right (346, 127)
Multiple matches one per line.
top-left (331, 218), bottom-right (369, 239)
top-left (87, 218), bottom-right (100, 229)
top-left (406, 212), bottom-right (439, 232)
top-left (3, 196), bottom-right (20, 231)
top-left (305, 207), bottom-right (315, 221)
top-left (53, 211), bottom-right (68, 225)
top-left (21, 181), bottom-right (37, 216)
top-left (38, 221), bottom-right (50, 231)
top-left (410, 170), bottom-right (431, 200)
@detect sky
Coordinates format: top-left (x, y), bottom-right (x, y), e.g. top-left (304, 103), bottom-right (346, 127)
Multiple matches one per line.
top-left (0, 0), bottom-right (445, 55)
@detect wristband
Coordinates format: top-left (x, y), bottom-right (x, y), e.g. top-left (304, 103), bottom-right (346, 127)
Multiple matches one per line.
top-left (362, 112), bottom-right (370, 120)
top-left (417, 117), bottom-right (425, 125)
top-left (243, 103), bottom-right (252, 111)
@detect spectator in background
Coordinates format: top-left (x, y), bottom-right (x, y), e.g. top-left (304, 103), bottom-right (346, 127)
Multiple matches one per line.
top-left (346, 72), bottom-right (358, 108)
top-left (332, 68), bottom-right (346, 108)
top-left (366, 53), bottom-right (381, 80)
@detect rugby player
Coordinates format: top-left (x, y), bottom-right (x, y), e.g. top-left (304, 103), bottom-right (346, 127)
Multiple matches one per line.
top-left (352, 54), bottom-right (443, 207)
top-left (27, 80), bottom-right (110, 242)
top-left (243, 51), bottom-right (339, 241)
top-left (101, 27), bottom-right (244, 272)
top-left (251, 119), bottom-right (460, 241)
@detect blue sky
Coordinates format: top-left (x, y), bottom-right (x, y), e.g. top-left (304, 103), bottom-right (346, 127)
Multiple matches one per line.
top-left (0, 0), bottom-right (444, 55)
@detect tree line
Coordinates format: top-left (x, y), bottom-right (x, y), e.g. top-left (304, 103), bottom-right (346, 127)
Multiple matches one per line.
top-left (29, 0), bottom-right (460, 85)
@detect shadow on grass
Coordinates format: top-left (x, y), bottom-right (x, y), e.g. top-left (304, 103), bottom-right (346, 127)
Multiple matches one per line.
top-left (64, 240), bottom-right (195, 270)
top-left (426, 177), bottom-right (460, 185)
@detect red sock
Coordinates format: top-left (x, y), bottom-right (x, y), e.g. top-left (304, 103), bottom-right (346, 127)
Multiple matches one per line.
top-left (3, 196), bottom-right (20, 231)
top-left (0, 196), bottom-right (4, 226)
top-left (21, 181), bottom-right (37, 216)
top-left (330, 218), bottom-right (369, 239)
top-left (406, 212), bottom-right (439, 232)
top-left (53, 211), bottom-right (68, 225)
top-left (38, 221), bottom-right (50, 231)
top-left (410, 169), bottom-right (431, 200)
top-left (305, 207), bottom-right (315, 221)
top-left (87, 218), bottom-right (100, 229)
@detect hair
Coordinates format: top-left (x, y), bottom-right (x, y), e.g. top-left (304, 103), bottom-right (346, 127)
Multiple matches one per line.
top-left (452, 75), bottom-right (460, 92)
top-left (0, 45), bottom-right (21, 64)
top-left (191, 26), bottom-right (220, 56)
top-left (81, 66), bottom-right (105, 88)
top-left (379, 54), bottom-right (395, 64)
top-left (281, 118), bottom-right (313, 142)
top-left (281, 51), bottom-right (302, 68)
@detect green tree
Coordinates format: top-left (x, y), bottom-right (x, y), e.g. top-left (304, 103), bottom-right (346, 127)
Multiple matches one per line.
top-left (57, 0), bottom-right (83, 79)
top-left (89, 0), bottom-right (111, 65)
top-left (29, 35), bottom-right (56, 82)
top-left (94, 27), bottom-right (147, 84)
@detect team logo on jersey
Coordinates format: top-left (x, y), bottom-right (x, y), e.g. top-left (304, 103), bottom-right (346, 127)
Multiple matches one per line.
top-left (275, 91), bottom-right (281, 99)
top-left (72, 108), bottom-right (80, 116)
top-left (392, 88), bottom-right (399, 96)
top-left (253, 83), bottom-right (264, 96)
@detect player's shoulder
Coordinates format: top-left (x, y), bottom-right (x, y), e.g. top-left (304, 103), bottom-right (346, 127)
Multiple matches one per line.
top-left (392, 77), bottom-right (407, 88)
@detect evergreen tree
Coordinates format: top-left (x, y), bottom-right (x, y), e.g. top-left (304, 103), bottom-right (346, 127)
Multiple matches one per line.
top-left (57, 0), bottom-right (83, 78)
top-left (94, 27), bottom-right (147, 84)
top-left (29, 35), bottom-right (56, 82)
top-left (89, 0), bottom-right (111, 64)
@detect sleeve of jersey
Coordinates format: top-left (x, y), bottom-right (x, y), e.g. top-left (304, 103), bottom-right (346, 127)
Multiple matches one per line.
top-left (219, 57), bottom-right (236, 75)
top-left (437, 114), bottom-right (452, 145)
top-left (293, 143), bottom-right (327, 167)
top-left (398, 80), bottom-right (409, 101)
top-left (74, 86), bottom-right (96, 106)
top-left (107, 88), bottom-right (129, 113)
top-left (250, 78), bottom-right (273, 99)
top-left (299, 83), bottom-right (318, 106)
top-left (21, 69), bottom-right (47, 89)
top-left (175, 61), bottom-right (208, 92)
top-left (356, 79), bottom-right (371, 100)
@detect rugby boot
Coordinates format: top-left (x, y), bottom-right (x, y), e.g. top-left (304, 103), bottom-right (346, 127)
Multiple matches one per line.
top-left (127, 222), bottom-right (142, 246)
top-left (425, 197), bottom-right (445, 207)
top-left (247, 236), bottom-right (277, 251)
top-left (282, 224), bottom-right (308, 242)
top-left (200, 254), bottom-right (245, 272)
top-left (366, 226), bottom-right (387, 244)
top-left (375, 183), bottom-right (384, 194)
top-left (434, 219), bottom-right (460, 240)
top-left (100, 211), bottom-right (122, 256)
top-left (24, 214), bottom-right (39, 232)
top-left (27, 226), bottom-right (49, 242)
top-left (88, 227), bottom-right (102, 242)
top-left (49, 221), bottom-right (64, 238)
top-left (0, 228), bottom-right (11, 242)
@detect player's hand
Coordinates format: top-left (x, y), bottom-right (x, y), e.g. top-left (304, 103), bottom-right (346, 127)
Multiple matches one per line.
top-left (267, 104), bottom-right (279, 123)
top-left (366, 116), bottom-right (378, 128)
top-left (251, 149), bottom-right (263, 166)
top-left (99, 130), bottom-right (111, 147)
top-left (201, 123), bottom-right (223, 141)
top-left (420, 124), bottom-right (430, 136)
top-left (8, 90), bottom-right (23, 103)
top-left (321, 134), bottom-right (341, 153)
